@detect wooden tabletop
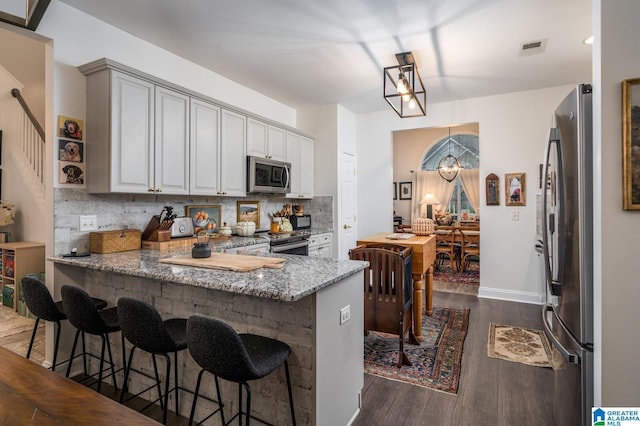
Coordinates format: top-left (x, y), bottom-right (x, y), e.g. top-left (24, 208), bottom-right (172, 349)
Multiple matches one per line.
top-left (0, 346), bottom-right (158, 425)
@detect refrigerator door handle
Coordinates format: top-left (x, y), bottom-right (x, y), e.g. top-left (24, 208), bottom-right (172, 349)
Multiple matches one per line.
top-left (542, 132), bottom-right (564, 296)
top-left (542, 305), bottom-right (579, 364)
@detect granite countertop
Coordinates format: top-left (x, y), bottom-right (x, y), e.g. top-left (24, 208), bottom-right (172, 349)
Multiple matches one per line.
top-left (49, 248), bottom-right (366, 302)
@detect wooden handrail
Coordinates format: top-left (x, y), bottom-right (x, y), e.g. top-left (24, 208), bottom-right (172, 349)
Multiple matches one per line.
top-left (11, 88), bottom-right (45, 140)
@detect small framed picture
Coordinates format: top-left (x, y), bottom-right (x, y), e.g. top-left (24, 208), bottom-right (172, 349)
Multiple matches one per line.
top-left (393, 182), bottom-right (398, 200)
top-left (399, 181), bottom-right (412, 200)
top-left (57, 115), bottom-right (84, 140)
top-left (622, 78), bottom-right (640, 209)
top-left (186, 205), bottom-right (222, 233)
top-left (58, 139), bottom-right (84, 163)
top-left (505, 173), bottom-right (526, 206)
top-left (485, 173), bottom-right (499, 206)
top-left (237, 200), bottom-right (261, 228)
top-left (59, 162), bottom-right (85, 185)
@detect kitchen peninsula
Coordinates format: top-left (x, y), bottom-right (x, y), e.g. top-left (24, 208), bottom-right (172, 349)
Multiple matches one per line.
top-left (51, 249), bottom-right (367, 426)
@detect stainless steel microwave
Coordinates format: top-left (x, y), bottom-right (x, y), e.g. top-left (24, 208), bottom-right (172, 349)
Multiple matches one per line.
top-left (247, 156), bottom-right (291, 194)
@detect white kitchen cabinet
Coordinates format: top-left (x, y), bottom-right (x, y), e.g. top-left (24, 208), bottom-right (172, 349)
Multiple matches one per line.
top-left (155, 86), bottom-right (190, 195)
top-left (224, 242), bottom-right (269, 255)
top-left (220, 110), bottom-right (247, 196)
top-left (85, 70), bottom-right (154, 193)
top-left (84, 68), bottom-right (188, 194)
top-left (191, 104), bottom-right (246, 197)
top-left (247, 118), bottom-right (286, 161)
top-left (308, 232), bottom-right (332, 258)
top-left (286, 132), bottom-right (314, 199)
top-left (190, 99), bottom-right (221, 195)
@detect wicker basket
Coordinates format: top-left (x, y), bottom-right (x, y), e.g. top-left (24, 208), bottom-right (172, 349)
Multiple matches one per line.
top-left (90, 229), bottom-right (142, 254)
top-left (411, 217), bottom-right (435, 235)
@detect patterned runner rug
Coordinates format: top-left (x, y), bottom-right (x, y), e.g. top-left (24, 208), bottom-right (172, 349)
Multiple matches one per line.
top-left (364, 305), bottom-right (470, 394)
top-left (487, 322), bottom-right (563, 369)
top-left (434, 261), bottom-right (479, 286)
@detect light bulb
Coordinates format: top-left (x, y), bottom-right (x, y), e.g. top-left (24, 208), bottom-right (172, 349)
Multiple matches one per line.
top-left (409, 98), bottom-right (416, 109)
top-left (403, 94), bottom-right (411, 102)
top-left (396, 74), bottom-right (408, 94)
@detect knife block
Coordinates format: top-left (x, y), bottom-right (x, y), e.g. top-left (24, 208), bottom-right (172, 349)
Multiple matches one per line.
top-left (142, 215), bottom-right (163, 241)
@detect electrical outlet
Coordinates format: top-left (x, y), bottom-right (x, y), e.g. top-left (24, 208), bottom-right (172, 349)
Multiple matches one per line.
top-left (340, 305), bottom-right (351, 325)
top-left (511, 211), bottom-right (519, 221)
top-left (80, 215), bottom-right (98, 231)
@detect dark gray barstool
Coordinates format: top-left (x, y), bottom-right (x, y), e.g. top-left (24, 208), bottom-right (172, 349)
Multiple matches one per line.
top-left (61, 285), bottom-right (125, 393)
top-left (117, 297), bottom-right (188, 425)
top-left (186, 314), bottom-right (296, 426)
top-left (21, 277), bottom-right (107, 372)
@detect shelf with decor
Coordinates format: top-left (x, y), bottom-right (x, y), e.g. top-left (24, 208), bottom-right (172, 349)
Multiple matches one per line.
top-left (0, 242), bottom-right (45, 314)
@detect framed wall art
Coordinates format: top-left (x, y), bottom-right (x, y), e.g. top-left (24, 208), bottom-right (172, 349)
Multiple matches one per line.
top-left (237, 200), bottom-right (261, 228)
top-left (393, 182), bottom-right (398, 200)
top-left (485, 173), bottom-right (499, 206)
top-left (186, 205), bottom-right (221, 233)
top-left (622, 78), bottom-right (640, 209)
top-left (505, 173), bottom-right (526, 206)
top-left (399, 181), bottom-right (412, 200)
top-left (57, 115), bottom-right (83, 140)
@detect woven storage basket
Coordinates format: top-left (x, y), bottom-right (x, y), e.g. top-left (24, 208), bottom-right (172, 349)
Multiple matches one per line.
top-left (90, 229), bottom-right (142, 254)
top-left (411, 217), bottom-right (435, 235)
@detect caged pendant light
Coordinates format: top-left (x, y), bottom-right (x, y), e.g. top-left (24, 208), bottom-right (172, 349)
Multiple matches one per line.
top-left (383, 52), bottom-right (426, 118)
top-left (437, 127), bottom-right (462, 182)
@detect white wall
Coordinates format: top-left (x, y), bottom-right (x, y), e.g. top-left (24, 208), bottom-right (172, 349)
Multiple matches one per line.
top-left (593, 0), bottom-right (640, 406)
top-left (36, 1), bottom-right (297, 129)
top-left (357, 85), bottom-right (575, 301)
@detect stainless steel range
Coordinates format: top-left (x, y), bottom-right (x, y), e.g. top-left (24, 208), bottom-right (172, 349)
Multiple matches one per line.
top-left (265, 230), bottom-right (311, 255)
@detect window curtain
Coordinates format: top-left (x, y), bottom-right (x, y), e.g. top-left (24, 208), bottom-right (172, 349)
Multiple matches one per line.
top-left (459, 168), bottom-right (480, 213)
top-left (411, 170), bottom-right (455, 219)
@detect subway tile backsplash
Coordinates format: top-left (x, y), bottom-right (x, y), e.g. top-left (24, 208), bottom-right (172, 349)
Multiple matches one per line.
top-left (54, 189), bottom-right (333, 255)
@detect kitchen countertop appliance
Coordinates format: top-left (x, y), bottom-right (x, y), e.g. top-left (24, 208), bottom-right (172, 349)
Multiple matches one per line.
top-left (289, 214), bottom-right (311, 230)
top-left (171, 217), bottom-right (194, 238)
top-left (541, 83), bottom-right (593, 426)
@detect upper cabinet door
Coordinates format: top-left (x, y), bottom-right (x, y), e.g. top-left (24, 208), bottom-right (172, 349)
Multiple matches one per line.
top-left (247, 118), bottom-right (269, 158)
top-left (110, 71), bottom-right (155, 193)
top-left (190, 99), bottom-right (221, 195)
top-left (247, 119), bottom-right (286, 162)
top-left (268, 126), bottom-right (287, 162)
top-left (298, 135), bottom-right (314, 198)
top-left (155, 86), bottom-right (190, 195)
top-left (220, 109), bottom-right (247, 196)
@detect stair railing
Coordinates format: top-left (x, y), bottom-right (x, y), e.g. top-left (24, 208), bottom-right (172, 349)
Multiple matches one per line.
top-left (11, 88), bottom-right (45, 185)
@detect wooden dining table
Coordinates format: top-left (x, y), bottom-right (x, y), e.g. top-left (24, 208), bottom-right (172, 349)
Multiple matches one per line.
top-left (0, 346), bottom-right (159, 425)
top-left (356, 233), bottom-right (436, 341)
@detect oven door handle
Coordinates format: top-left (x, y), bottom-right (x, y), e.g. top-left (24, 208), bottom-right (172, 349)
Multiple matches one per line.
top-left (271, 240), bottom-right (310, 253)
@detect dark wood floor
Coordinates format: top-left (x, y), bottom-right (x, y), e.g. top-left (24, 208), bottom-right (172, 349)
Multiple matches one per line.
top-left (353, 291), bottom-right (555, 426)
top-left (1, 291), bottom-right (554, 426)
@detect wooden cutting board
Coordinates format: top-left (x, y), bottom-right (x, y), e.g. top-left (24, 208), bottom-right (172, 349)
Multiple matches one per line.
top-left (158, 253), bottom-right (285, 272)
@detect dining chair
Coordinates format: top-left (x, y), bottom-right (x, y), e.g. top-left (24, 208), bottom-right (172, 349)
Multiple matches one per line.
top-left (435, 228), bottom-right (457, 270)
top-left (459, 229), bottom-right (480, 272)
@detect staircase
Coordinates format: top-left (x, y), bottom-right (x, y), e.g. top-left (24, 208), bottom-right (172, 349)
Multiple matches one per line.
top-left (10, 88), bottom-right (45, 188)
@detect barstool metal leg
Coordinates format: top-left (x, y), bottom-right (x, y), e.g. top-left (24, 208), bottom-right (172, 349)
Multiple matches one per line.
top-left (284, 361), bottom-right (297, 426)
top-left (174, 351), bottom-right (179, 417)
top-left (26, 317), bottom-right (40, 359)
top-left (66, 329), bottom-right (81, 378)
top-left (189, 369), bottom-right (205, 426)
top-left (151, 355), bottom-right (164, 411)
top-left (51, 321), bottom-right (62, 371)
top-left (161, 353), bottom-right (171, 424)
top-left (120, 346), bottom-right (137, 402)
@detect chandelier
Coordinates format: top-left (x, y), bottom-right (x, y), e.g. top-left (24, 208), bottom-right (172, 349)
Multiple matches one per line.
top-left (437, 128), bottom-right (462, 182)
top-left (383, 52), bottom-right (426, 118)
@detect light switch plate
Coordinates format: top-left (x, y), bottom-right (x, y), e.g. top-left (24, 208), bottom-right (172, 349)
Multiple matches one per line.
top-left (340, 305), bottom-right (351, 325)
top-left (511, 211), bottom-right (519, 221)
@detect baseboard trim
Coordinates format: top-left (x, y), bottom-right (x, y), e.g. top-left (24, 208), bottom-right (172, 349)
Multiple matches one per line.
top-left (477, 286), bottom-right (543, 305)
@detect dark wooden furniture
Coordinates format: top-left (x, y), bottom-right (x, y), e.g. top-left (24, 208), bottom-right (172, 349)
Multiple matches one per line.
top-left (459, 229), bottom-right (480, 271)
top-left (350, 244), bottom-right (418, 367)
top-left (356, 233), bottom-right (436, 341)
top-left (0, 346), bottom-right (158, 425)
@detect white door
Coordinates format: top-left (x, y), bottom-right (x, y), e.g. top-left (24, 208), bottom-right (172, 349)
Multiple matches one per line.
top-left (340, 152), bottom-right (357, 259)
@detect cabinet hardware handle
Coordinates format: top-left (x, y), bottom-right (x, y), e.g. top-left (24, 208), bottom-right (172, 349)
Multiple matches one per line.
top-left (344, 224), bottom-right (352, 229)
top-left (148, 188), bottom-right (155, 192)
top-left (156, 188), bottom-right (162, 193)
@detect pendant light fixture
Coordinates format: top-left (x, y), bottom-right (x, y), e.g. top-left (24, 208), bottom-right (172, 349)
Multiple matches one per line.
top-left (383, 52), bottom-right (426, 118)
top-left (437, 127), bottom-right (462, 182)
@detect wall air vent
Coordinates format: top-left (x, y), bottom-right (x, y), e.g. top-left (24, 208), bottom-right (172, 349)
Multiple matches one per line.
top-left (519, 39), bottom-right (548, 56)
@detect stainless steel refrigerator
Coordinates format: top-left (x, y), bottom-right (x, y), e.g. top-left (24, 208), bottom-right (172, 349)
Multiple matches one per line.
top-left (541, 83), bottom-right (594, 426)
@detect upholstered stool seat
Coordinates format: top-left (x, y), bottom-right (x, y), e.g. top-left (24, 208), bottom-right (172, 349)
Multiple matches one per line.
top-left (117, 297), bottom-right (188, 425)
top-left (186, 314), bottom-right (296, 426)
top-left (21, 277), bottom-right (107, 372)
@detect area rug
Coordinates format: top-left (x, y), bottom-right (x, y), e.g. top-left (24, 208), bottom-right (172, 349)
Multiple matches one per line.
top-left (0, 306), bottom-right (37, 337)
top-left (364, 305), bottom-right (470, 394)
top-left (434, 261), bottom-right (479, 286)
top-left (487, 322), bottom-right (558, 368)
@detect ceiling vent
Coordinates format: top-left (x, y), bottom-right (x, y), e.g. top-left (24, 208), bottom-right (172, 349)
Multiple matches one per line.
top-left (519, 39), bottom-right (548, 56)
